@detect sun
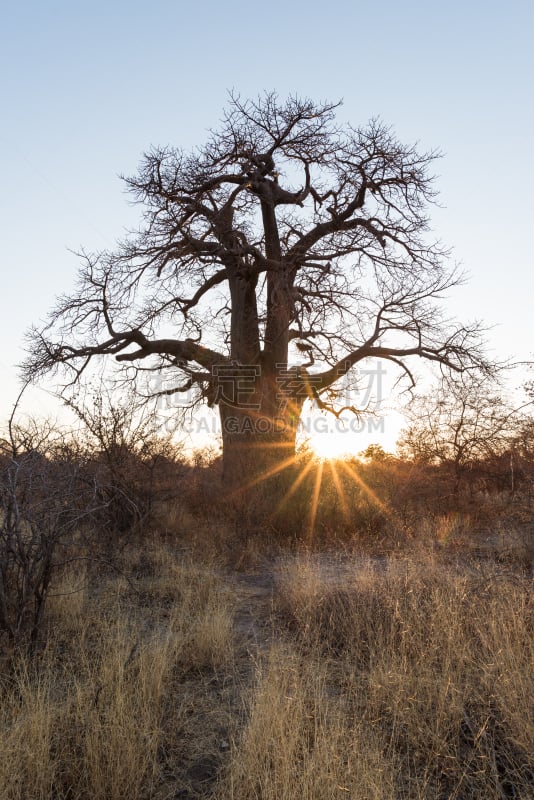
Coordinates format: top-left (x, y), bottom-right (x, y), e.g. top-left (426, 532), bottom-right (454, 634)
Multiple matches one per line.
top-left (306, 425), bottom-right (354, 461)
top-left (302, 407), bottom-right (402, 461)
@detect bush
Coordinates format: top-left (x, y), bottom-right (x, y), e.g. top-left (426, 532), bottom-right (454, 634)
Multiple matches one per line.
top-left (0, 424), bottom-right (97, 649)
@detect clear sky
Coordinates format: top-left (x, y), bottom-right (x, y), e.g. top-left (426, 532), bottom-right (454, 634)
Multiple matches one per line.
top-left (1, 0), bottom-right (533, 450)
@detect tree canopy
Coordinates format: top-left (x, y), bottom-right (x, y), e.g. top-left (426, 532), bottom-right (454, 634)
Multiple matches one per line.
top-left (25, 93), bottom-right (490, 489)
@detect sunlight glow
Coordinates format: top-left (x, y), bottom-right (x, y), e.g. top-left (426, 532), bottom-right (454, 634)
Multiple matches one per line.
top-left (307, 427), bottom-right (354, 461)
top-left (229, 426), bottom-right (395, 545)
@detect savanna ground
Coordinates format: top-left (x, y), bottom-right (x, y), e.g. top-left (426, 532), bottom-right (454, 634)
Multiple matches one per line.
top-left (1, 452), bottom-right (533, 800)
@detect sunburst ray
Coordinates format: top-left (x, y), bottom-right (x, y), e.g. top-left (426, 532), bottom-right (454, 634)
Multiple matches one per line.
top-left (273, 455), bottom-right (317, 516)
top-left (327, 459), bottom-right (351, 523)
top-left (306, 458), bottom-right (324, 543)
top-left (338, 458), bottom-right (392, 518)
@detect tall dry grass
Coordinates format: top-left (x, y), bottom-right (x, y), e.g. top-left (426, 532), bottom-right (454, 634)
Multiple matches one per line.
top-left (220, 643), bottom-right (397, 799)
top-left (0, 546), bottom-right (236, 800)
top-left (0, 539), bottom-right (532, 799)
top-left (219, 553), bottom-right (534, 800)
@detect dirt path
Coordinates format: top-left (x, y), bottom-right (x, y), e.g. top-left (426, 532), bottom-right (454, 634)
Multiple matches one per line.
top-left (228, 569), bottom-right (277, 651)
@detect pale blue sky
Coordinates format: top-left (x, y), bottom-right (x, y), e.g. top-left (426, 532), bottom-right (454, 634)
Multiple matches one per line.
top-left (1, 0), bottom-right (533, 442)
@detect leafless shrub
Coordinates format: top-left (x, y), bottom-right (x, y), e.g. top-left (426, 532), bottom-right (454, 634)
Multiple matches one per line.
top-left (65, 386), bottom-right (187, 540)
top-left (0, 421), bottom-right (99, 650)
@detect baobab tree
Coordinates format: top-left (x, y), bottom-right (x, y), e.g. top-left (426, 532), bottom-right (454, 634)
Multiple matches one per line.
top-left (25, 94), bottom-right (489, 492)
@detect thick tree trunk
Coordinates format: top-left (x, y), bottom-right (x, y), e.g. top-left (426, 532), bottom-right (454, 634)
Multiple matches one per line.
top-left (220, 405), bottom-right (299, 491)
top-left (218, 371), bottom-right (305, 528)
top-left (219, 194), bottom-right (301, 516)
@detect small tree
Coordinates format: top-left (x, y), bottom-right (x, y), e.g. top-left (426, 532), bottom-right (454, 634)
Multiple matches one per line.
top-left (25, 94), bottom-right (489, 496)
top-left (359, 443), bottom-right (393, 462)
top-left (398, 375), bottom-right (525, 491)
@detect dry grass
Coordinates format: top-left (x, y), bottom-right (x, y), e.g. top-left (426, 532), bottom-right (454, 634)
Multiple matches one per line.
top-left (0, 546), bottom-right (237, 799)
top-left (218, 643), bottom-right (397, 799)
top-left (240, 552), bottom-right (534, 800)
top-left (0, 538), bottom-right (532, 799)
